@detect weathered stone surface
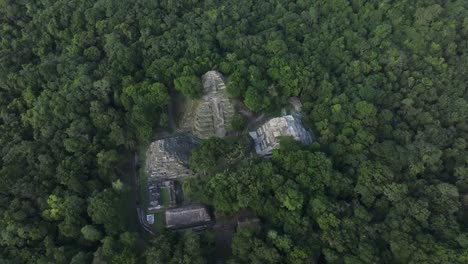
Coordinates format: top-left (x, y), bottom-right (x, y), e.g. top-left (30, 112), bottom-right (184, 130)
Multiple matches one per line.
top-left (180, 71), bottom-right (235, 138)
top-left (145, 136), bottom-right (198, 180)
top-left (289, 97), bottom-right (302, 113)
top-left (147, 180), bottom-right (177, 213)
top-left (146, 214), bottom-right (154, 225)
top-left (165, 205), bottom-right (211, 229)
top-left (249, 115), bottom-right (312, 156)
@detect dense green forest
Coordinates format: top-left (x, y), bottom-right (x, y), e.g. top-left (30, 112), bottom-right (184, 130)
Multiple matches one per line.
top-left (0, 0), bottom-right (467, 263)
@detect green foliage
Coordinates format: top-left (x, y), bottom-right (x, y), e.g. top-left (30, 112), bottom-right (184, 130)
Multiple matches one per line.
top-left (146, 232), bottom-right (208, 264)
top-left (230, 227), bottom-right (282, 263)
top-left (122, 81), bottom-right (169, 142)
top-left (87, 189), bottom-right (124, 235)
top-left (275, 180), bottom-right (304, 211)
top-left (70, 252), bottom-right (92, 264)
top-left (230, 113), bottom-right (247, 131)
top-left (81, 225), bottom-right (103, 241)
top-left (226, 72), bottom-right (246, 97)
top-left (97, 150), bottom-right (121, 182)
top-left (189, 137), bottom-right (231, 174)
top-left (174, 75), bottom-right (201, 99)
top-left (93, 234), bottom-right (140, 263)
top-left (0, 0), bottom-right (466, 263)
top-left (244, 86), bottom-right (264, 112)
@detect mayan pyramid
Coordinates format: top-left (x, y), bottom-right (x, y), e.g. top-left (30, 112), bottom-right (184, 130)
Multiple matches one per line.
top-left (180, 71), bottom-right (235, 138)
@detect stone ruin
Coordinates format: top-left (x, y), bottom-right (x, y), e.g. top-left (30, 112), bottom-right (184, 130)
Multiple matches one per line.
top-left (143, 136), bottom-right (213, 231)
top-left (249, 115), bottom-right (313, 156)
top-left (145, 136), bottom-right (200, 225)
top-left (180, 71), bottom-right (235, 138)
top-left (165, 204), bottom-right (212, 229)
top-left (147, 180), bottom-right (178, 213)
top-left (145, 136), bottom-right (199, 181)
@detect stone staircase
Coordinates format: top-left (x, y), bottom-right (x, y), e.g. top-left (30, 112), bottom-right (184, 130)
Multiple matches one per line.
top-left (191, 71), bottom-right (235, 138)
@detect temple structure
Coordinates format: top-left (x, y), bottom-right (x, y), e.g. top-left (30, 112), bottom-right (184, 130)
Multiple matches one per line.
top-left (165, 205), bottom-right (212, 229)
top-left (180, 71), bottom-right (235, 138)
top-left (145, 136), bottom-right (199, 180)
top-left (145, 136), bottom-right (198, 217)
top-left (249, 115), bottom-right (312, 156)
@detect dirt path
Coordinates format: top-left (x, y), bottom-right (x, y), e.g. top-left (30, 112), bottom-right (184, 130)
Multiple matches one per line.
top-left (212, 215), bottom-right (237, 263)
top-left (244, 113), bottom-right (266, 133)
top-left (126, 152), bottom-right (155, 236)
top-left (167, 100), bottom-right (176, 132)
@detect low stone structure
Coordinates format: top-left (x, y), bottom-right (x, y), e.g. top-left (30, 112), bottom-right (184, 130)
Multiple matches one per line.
top-left (147, 180), bottom-right (178, 213)
top-left (146, 214), bottom-right (154, 225)
top-left (180, 71), bottom-right (235, 138)
top-left (165, 205), bottom-right (212, 229)
top-left (145, 136), bottom-right (198, 180)
top-left (249, 115), bottom-right (312, 156)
